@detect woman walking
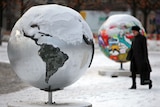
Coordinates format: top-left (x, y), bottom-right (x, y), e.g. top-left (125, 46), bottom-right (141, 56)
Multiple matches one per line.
top-left (128, 25), bottom-right (152, 89)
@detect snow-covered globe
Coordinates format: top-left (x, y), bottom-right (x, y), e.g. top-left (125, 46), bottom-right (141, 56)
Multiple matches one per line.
top-left (7, 4), bottom-right (94, 91)
top-left (98, 14), bottom-right (146, 62)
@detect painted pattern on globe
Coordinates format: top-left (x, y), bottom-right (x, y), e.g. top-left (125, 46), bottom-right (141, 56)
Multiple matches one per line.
top-left (98, 14), bottom-right (146, 62)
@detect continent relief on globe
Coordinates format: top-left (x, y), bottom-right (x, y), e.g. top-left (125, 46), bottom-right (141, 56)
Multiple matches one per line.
top-left (23, 30), bottom-right (69, 83)
top-left (38, 44), bottom-right (68, 83)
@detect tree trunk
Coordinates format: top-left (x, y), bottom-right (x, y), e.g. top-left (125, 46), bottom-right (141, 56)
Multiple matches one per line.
top-left (143, 9), bottom-right (150, 33)
top-left (74, 0), bottom-right (81, 12)
top-left (0, 0), bottom-right (3, 45)
top-left (132, 0), bottom-right (137, 17)
top-left (20, 0), bottom-right (24, 16)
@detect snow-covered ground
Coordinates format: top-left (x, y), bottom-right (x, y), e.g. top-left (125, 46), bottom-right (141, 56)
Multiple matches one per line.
top-left (0, 41), bottom-right (160, 107)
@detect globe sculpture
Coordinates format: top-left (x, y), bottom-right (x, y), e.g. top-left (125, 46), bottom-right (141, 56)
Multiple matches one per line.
top-left (7, 4), bottom-right (94, 103)
top-left (98, 14), bottom-right (146, 62)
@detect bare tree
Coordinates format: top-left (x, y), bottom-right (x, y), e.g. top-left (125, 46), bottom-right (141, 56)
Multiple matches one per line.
top-left (126, 0), bottom-right (160, 32)
top-left (18, 0), bottom-right (35, 16)
top-left (0, 0), bottom-right (7, 45)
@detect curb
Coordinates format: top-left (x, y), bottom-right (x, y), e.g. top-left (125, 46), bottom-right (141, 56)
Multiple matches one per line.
top-left (0, 62), bottom-right (29, 94)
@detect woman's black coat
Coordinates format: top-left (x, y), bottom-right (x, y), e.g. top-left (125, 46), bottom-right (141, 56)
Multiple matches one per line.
top-left (130, 33), bottom-right (152, 83)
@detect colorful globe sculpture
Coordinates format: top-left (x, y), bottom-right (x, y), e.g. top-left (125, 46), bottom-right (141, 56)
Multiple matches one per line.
top-left (98, 14), bottom-right (146, 62)
top-left (7, 4), bottom-right (94, 91)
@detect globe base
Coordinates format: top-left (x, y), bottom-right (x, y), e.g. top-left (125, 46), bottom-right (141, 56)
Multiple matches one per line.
top-left (98, 68), bottom-right (131, 77)
top-left (8, 101), bottom-right (92, 107)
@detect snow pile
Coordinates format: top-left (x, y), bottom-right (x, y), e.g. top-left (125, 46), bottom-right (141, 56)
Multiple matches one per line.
top-left (12, 4), bottom-right (93, 45)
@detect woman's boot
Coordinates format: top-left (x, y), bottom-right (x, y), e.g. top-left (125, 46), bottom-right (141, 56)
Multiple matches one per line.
top-left (129, 75), bottom-right (136, 89)
top-left (149, 80), bottom-right (152, 89)
top-left (129, 83), bottom-right (136, 89)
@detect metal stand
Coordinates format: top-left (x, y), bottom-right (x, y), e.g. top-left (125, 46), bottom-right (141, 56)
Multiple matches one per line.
top-left (119, 62), bottom-right (124, 70)
top-left (48, 92), bottom-right (53, 104)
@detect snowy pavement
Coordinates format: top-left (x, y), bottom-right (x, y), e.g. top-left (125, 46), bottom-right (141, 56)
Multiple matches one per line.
top-left (0, 42), bottom-right (160, 107)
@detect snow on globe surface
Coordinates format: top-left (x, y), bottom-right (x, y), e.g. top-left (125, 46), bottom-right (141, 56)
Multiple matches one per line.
top-left (7, 4), bottom-right (94, 91)
top-left (98, 14), bottom-right (146, 62)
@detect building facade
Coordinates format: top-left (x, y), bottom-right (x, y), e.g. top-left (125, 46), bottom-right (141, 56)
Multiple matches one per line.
top-left (1, 0), bottom-right (160, 39)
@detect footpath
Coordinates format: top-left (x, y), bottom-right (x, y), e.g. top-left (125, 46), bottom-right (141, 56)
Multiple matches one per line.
top-left (0, 42), bottom-right (160, 107)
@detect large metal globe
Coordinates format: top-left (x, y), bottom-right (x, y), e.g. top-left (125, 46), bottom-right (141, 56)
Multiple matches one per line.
top-left (98, 14), bottom-right (146, 62)
top-left (7, 4), bottom-right (94, 91)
